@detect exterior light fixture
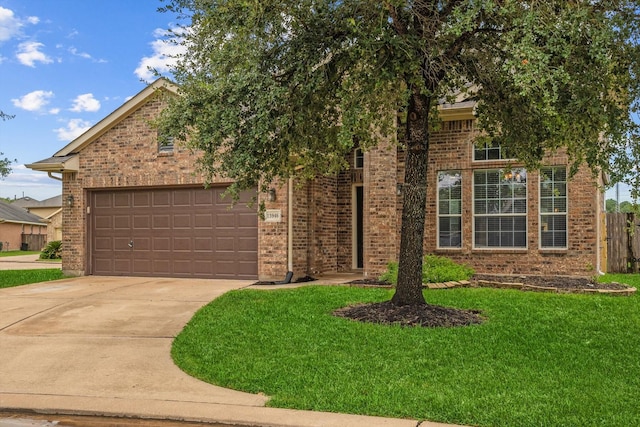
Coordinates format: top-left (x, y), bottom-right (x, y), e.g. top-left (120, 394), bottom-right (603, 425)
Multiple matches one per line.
top-left (66, 195), bottom-right (74, 207)
top-left (268, 188), bottom-right (277, 202)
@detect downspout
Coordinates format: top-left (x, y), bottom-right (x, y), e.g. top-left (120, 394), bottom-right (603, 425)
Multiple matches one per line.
top-left (47, 172), bottom-right (63, 181)
top-left (597, 189), bottom-right (605, 275)
top-left (288, 178), bottom-right (293, 272)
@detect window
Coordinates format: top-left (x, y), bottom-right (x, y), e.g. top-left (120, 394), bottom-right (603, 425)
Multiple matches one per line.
top-left (474, 169), bottom-right (527, 248)
top-left (354, 148), bottom-right (364, 168)
top-left (473, 142), bottom-right (514, 161)
top-left (540, 167), bottom-right (567, 248)
top-left (158, 131), bottom-right (174, 153)
top-left (438, 171), bottom-right (462, 248)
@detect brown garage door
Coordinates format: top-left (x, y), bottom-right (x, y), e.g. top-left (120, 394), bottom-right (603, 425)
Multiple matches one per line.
top-left (90, 186), bottom-right (258, 279)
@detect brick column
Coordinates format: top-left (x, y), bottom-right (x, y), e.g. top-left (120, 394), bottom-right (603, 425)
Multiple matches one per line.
top-left (363, 138), bottom-right (398, 278)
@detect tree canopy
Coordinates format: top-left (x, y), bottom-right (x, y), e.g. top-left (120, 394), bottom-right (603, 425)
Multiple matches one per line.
top-left (158, 0), bottom-right (640, 305)
top-left (1, 110), bottom-right (15, 179)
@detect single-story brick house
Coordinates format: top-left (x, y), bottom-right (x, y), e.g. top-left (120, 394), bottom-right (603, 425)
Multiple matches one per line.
top-left (28, 78), bottom-right (607, 280)
top-left (12, 195), bottom-right (63, 242)
top-left (0, 199), bottom-right (48, 252)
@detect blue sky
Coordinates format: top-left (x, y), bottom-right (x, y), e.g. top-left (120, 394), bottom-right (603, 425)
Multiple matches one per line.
top-left (0, 0), bottom-right (634, 203)
top-left (0, 0), bottom-right (180, 200)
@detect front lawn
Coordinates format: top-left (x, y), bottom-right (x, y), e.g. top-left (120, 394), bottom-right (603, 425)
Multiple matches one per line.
top-left (0, 269), bottom-right (65, 288)
top-left (172, 275), bottom-right (640, 427)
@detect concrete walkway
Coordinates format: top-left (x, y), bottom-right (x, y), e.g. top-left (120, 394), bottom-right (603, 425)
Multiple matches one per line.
top-left (0, 254), bottom-right (61, 270)
top-left (0, 276), bottom-right (464, 427)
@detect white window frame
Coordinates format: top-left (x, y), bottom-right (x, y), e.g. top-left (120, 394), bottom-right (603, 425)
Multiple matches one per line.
top-left (539, 166), bottom-right (568, 249)
top-left (354, 148), bottom-right (364, 169)
top-left (473, 168), bottom-right (528, 249)
top-left (437, 170), bottom-right (462, 249)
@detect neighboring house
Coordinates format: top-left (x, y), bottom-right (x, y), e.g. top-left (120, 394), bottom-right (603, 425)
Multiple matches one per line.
top-left (0, 200), bottom-right (48, 251)
top-left (27, 78), bottom-right (607, 280)
top-left (12, 195), bottom-right (63, 242)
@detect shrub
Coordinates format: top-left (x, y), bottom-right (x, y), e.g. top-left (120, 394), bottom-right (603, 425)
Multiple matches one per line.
top-left (40, 240), bottom-right (62, 260)
top-left (379, 255), bottom-right (475, 284)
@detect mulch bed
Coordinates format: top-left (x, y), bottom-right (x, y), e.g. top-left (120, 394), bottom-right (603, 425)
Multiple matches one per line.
top-left (338, 274), bottom-right (633, 328)
top-left (471, 274), bottom-right (630, 290)
top-left (334, 301), bottom-right (484, 328)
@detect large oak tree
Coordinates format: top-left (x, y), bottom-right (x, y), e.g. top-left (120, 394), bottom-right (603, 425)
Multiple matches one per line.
top-left (158, 0), bottom-right (640, 305)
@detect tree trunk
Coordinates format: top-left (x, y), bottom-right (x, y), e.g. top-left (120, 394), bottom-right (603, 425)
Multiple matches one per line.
top-left (391, 90), bottom-right (431, 306)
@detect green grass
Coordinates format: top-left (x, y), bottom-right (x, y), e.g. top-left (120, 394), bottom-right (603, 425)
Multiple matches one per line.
top-left (0, 269), bottom-right (65, 288)
top-left (172, 275), bottom-right (640, 427)
top-left (0, 250), bottom-right (41, 257)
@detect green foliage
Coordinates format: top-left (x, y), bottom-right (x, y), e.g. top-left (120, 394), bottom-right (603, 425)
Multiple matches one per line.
top-left (380, 255), bottom-right (474, 284)
top-left (39, 240), bottom-right (62, 260)
top-left (0, 269), bottom-right (64, 289)
top-left (0, 110), bottom-right (15, 178)
top-left (158, 0), bottom-right (640, 193)
top-left (606, 198), bottom-right (640, 214)
top-left (158, 0), bottom-right (640, 303)
top-left (173, 283), bottom-right (640, 426)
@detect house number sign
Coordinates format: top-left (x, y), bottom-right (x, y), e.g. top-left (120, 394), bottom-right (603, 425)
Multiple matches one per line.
top-left (264, 209), bottom-right (282, 223)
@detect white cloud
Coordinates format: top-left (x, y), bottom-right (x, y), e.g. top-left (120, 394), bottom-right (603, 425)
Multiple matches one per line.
top-left (68, 46), bottom-right (107, 63)
top-left (11, 90), bottom-right (54, 112)
top-left (0, 165), bottom-right (62, 201)
top-left (55, 118), bottom-right (92, 141)
top-left (0, 6), bottom-right (40, 43)
top-left (0, 7), bottom-right (24, 42)
top-left (16, 41), bottom-right (53, 67)
top-left (70, 93), bottom-right (100, 112)
top-left (134, 28), bottom-right (186, 81)
top-left (49, 108), bottom-right (60, 115)
top-left (69, 46), bottom-right (91, 59)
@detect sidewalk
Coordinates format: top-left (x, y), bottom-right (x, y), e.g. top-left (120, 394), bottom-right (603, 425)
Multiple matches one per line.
top-left (0, 276), bottom-right (466, 427)
top-left (0, 254), bottom-right (61, 270)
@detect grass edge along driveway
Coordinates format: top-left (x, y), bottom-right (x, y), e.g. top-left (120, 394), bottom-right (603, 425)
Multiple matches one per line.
top-left (172, 275), bottom-right (640, 427)
top-left (0, 269), bottom-right (65, 289)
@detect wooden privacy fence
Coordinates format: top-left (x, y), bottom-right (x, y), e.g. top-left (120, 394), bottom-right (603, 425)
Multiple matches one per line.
top-left (607, 213), bottom-right (640, 273)
top-left (21, 233), bottom-right (47, 252)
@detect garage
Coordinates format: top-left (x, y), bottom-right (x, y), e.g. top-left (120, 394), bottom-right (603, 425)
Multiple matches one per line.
top-left (89, 186), bottom-right (258, 279)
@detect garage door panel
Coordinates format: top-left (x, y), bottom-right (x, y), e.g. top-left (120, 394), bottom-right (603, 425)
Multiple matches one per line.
top-left (173, 190), bottom-right (192, 206)
top-left (133, 192), bottom-right (151, 207)
top-left (114, 193), bottom-right (131, 208)
top-left (173, 214), bottom-right (191, 228)
top-left (91, 187), bottom-right (258, 279)
top-left (153, 237), bottom-right (171, 251)
top-left (132, 259), bottom-right (152, 275)
top-left (133, 215), bottom-right (151, 229)
top-left (238, 236), bottom-right (258, 251)
top-left (152, 191), bottom-right (171, 206)
top-left (194, 214), bottom-right (213, 228)
top-left (237, 212), bottom-right (258, 228)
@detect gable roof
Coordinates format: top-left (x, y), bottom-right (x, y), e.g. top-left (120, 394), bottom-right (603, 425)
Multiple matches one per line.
top-left (27, 78), bottom-right (178, 173)
top-left (0, 200), bottom-right (47, 226)
top-left (12, 195), bottom-right (62, 209)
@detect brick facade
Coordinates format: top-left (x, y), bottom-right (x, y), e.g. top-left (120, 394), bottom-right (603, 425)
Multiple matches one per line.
top-left (44, 80), bottom-right (604, 280)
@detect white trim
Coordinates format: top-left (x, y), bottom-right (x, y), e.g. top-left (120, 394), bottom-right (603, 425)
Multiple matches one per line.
top-left (538, 166), bottom-right (568, 250)
top-left (55, 78), bottom-right (178, 157)
top-left (472, 168), bottom-right (529, 250)
top-left (436, 170), bottom-right (463, 250)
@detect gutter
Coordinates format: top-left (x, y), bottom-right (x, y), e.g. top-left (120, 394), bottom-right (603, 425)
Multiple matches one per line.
top-left (47, 172), bottom-right (63, 181)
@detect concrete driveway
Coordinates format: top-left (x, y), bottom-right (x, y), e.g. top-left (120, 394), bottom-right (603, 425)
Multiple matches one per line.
top-left (0, 276), bottom-right (434, 427)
